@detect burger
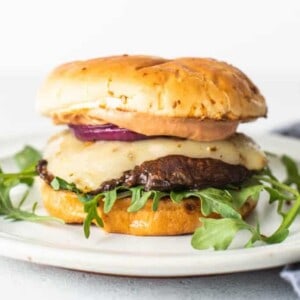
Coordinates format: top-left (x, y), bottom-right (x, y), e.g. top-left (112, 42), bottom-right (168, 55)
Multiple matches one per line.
top-left (36, 55), bottom-right (267, 236)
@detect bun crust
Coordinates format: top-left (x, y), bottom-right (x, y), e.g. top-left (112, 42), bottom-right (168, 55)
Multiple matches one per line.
top-left (41, 181), bottom-right (256, 236)
top-left (37, 55), bottom-right (266, 122)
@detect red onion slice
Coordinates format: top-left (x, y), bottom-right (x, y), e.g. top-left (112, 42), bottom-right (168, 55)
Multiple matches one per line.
top-left (69, 124), bottom-right (150, 141)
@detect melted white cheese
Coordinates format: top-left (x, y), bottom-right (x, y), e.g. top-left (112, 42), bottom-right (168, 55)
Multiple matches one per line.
top-left (44, 130), bottom-right (267, 192)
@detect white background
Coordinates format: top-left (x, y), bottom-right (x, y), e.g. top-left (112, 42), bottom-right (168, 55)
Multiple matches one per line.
top-left (0, 1), bottom-right (299, 299)
top-left (0, 0), bottom-right (299, 137)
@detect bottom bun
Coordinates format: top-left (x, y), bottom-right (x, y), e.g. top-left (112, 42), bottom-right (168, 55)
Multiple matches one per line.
top-left (40, 181), bottom-right (256, 236)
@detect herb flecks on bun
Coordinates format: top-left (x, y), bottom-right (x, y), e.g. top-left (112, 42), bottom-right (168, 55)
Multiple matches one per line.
top-left (37, 55), bottom-right (266, 141)
top-left (36, 55), bottom-right (268, 240)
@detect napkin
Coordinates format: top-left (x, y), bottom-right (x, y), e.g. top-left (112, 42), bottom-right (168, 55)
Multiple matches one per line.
top-left (275, 122), bottom-right (300, 138)
top-left (281, 264), bottom-right (300, 297)
top-left (275, 123), bottom-right (300, 297)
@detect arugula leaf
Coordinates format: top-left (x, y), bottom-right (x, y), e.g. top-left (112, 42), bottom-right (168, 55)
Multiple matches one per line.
top-left (263, 184), bottom-right (293, 216)
top-left (14, 145), bottom-right (42, 172)
top-left (171, 188), bottom-right (240, 219)
top-left (191, 218), bottom-right (257, 250)
top-left (152, 191), bottom-right (167, 211)
top-left (128, 190), bottom-right (152, 212)
top-left (50, 177), bottom-right (81, 193)
top-left (252, 175), bottom-right (300, 245)
top-left (0, 146), bottom-right (62, 224)
top-left (170, 190), bottom-right (189, 203)
top-left (77, 193), bottom-right (93, 203)
top-left (49, 176), bottom-right (104, 234)
top-left (265, 228), bottom-right (289, 244)
top-left (282, 155), bottom-right (300, 190)
top-left (244, 223), bottom-right (263, 248)
top-left (83, 196), bottom-right (103, 238)
top-left (229, 184), bottom-right (263, 208)
top-left (129, 186), bottom-right (143, 206)
top-left (191, 155), bottom-right (300, 250)
top-left (198, 188), bottom-right (241, 219)
top-left (260, 165), bottom-right (278, 181)
top-left (264, 186), bottom-right (292, 203)
top-left (103, 189), bottom-right (117, 214)
top-left (18, 189), bottom-right (30, 208)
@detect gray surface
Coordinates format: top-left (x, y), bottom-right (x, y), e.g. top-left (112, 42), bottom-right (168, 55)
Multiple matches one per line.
top-left (0, 256), bottom-right (296, 300)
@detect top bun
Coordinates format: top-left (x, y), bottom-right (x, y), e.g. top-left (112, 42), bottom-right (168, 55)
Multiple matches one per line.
top-left (37, 55), bottom-right (266, 121)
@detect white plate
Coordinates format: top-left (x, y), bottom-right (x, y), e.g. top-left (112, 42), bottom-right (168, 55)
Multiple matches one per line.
top-left (0, 133), bottom-right (300, 277)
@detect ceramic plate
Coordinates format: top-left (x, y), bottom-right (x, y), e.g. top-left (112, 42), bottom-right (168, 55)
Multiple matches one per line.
top-left (0, 133), bottom-right (300, 277)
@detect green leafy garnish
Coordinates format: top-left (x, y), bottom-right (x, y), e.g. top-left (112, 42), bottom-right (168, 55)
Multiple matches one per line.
top-left (14, 146), bottom-right (42, 171)
top-left (171, 188), bottom-right (241, 219)
top-left (128, 190), bottom-right (152, 212)
top-left (50, 152), bottom-right (300, 248)
top-left (281, 154), bottom-right (300, 190)
top-left (191, 218), bottom-right (261, 250)
top-left (191, 154), bottom-right (300, 250)
top-left (103, 189), bottom-right (118, 214)
top-left (51, 176), bottom-right (81, 193)
top-left (229, 184), bottom-right (263, 208)
top-left (49, 177), bottom-right (170, 237)
top-left (2, 145), bottom-right (300, 252)
top-left (0, 146), bottom-right (63, 223)
top-left (83, 195), bottom-right (104, 238)
top-left (127, 187), bottom-right (168, 212)
top-left (152, 191), bottom-right (168, 211)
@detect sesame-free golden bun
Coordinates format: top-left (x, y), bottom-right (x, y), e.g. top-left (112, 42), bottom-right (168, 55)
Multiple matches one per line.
top-left (36, 55), bottom-right (267, 141)
top-left (41, 181), bottom-right (256, 236)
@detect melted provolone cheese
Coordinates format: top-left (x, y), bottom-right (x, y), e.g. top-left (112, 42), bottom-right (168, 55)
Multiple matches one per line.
top-left (44, 130), bottom-right (267, 192)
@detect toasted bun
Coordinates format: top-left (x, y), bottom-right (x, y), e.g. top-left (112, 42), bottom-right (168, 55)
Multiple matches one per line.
top-left (37, 55), bottom-right (266, 122)
top-left (40, 181), bottom-right (256, 236)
